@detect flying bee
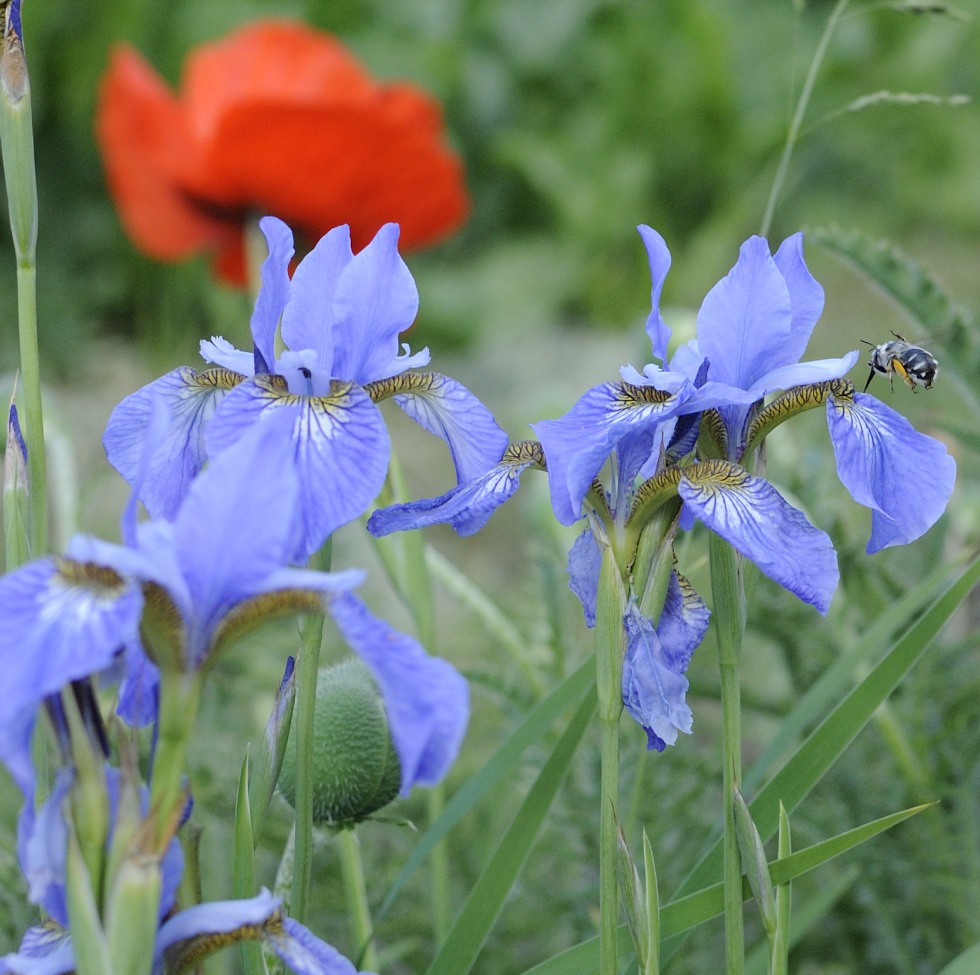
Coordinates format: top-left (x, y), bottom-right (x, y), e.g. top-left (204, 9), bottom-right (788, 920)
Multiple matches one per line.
top-left (861, 332), bottom-right (938, 393)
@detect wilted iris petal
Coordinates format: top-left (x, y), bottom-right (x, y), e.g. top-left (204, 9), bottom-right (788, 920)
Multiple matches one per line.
top-left (622, 602), bottom-right (693, 752)
top-left (328, 593), bottom-right (468, 794)
top-left (827, 392), bottom-right (956, 554)
top-left (567, 527), bottom-right (602, 628)
top-left (679, 462), bottom-right (838, 614)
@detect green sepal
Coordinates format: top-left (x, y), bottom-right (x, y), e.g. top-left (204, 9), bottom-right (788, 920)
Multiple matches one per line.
top-left (0, 10), bottom-right (37, 264)
top-left (617, 825), bottom-right (660, 975)
top-left (104, 849), bottom-right (163, 975)
top-left (65, 830), bottom-right (113, 975)
top-left (733, 787), bottom-right (775, 937)
top-left (248, 660), bottom-right (296, 845)
top-left (234, 752), bottom-right (267, 975)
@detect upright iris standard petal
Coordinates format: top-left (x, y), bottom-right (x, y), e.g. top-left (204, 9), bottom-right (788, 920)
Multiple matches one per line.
top-left (103, 366), bottom-right (242, 520)
top-left (771, 232), bottom-right (825, 359)
top-left (250, 216), bottom-right (295, 373)
top-left (206, 377), bottom-right (391, 562)
top-left (696, 236), bottom-right (794, 391)
top-left (638, 224), bottom-right (672, 364)
top-left (827, 392), bottom-right (956, 554)
top-left (391, 374), bottom-right (509, 483)
top-left (328, 593), bottom-right (468, 794)
top-left (329, 223), bottom-right (419, 384)
top-left (0, 558), bottom-right (142, 797)
top-left (281, 224), bottom-right (354, 373)
top-left (679, 461), bottom-right (839, 614)
top-left (533, 382), bottom-right (696, 526)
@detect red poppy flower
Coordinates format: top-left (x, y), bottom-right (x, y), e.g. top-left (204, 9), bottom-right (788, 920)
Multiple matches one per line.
top-left (96, 20), bottom-right (469, 285)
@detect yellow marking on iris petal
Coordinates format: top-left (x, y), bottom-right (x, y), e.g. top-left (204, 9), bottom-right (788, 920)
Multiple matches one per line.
top-left (163, 910), bottom-right (284, 975)
top-left (618, 382), bottom-right (673, 409)
top-left (745, 378), bottom-right (854, 452)
top-left (684, 459), bottom-right (750, 492)
top-left (53, 558), bottom-right (127, 596)
top-left (364, 372), bottom-right (439, 403)
top-left (699, 408), bottom-right (729, 459)
top-left (503, 440), bottom-right (546, 467)
top-left (191, 368), bottom-right (246, 392)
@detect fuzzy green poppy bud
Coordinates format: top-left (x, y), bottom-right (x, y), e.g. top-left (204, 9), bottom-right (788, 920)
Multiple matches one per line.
top-left (278, 658), bottom-right (401, 826)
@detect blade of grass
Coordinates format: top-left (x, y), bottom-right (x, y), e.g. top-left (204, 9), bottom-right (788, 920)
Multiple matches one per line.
top-left (675, 555), bottom-right (980, 901)
top-left (520, 802), bottom-right (930, 975)
top-left (423, 686), bottom-right (597, 975)
top-left (376, 654), bottom-right (595, 924)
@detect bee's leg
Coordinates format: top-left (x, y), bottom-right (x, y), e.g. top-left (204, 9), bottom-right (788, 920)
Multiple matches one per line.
top-left (892, 360), bottom-right (916, 392)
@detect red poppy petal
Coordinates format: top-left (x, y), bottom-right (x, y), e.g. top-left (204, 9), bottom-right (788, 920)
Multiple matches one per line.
top-left (207, 97), bottom-right (469, 252)
top-left (96, 46), bottom-right (229, 260)
top-left (181, 20), bottom-right (375, 142)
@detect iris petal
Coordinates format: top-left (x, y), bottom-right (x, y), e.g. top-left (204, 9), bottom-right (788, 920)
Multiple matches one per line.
top-left (208, 377), bottom-right (391, 560)
top-left (772, 232), bottom-right (825, 360)
top-left (827, 392), bottom-right (956, 554)
top-left (250, 217), bottom-right (295, 373)
top-left (679, 462), bottom-right (838, 613)
top-left (281, 224), bottom-right (353, 374)
top-left (533, 382), bottom-right (694, 526)
top-left (103, 366), bottom-right (241, 520)
top-left (622, 603), bottom-right (693, 751)
top-left (328, 593), bottom-right (468, 794)
top-left (638, 224), bottom-right (672, 364)
top-left (393, 374), bottom-right (508, 484)
top-left (567, 527), bottom-right (602, 627)
top-left (0, 559), bottom-right (142, 796)
top-left (696, 236), bottom-right (793, 389)
top-left (329, 223), bottom-right (419, 384)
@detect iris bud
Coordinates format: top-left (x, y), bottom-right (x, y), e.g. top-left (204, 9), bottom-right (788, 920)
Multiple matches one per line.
top-left (278, 659), bottom-right (401, 827)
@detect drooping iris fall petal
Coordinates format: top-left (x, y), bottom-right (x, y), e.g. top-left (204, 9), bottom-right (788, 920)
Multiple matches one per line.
top-left (96, 20), bottom-right (469, 285)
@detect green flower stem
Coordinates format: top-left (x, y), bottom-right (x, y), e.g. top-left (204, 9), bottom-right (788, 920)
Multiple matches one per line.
top-left (291, 540), bottom-right (332, 924)
top-left (0, 19), bottom-right (45, 558)
top-left (709, 533), bottom-right (747, 975)
top-left (595, 535), bottom-right (627, 975)
top-left (337, 827), bottom-right (379, 971)
top-left (149, 671), bottom-right (202, 850)
top-left (759, 0), bottom-right (851, 238)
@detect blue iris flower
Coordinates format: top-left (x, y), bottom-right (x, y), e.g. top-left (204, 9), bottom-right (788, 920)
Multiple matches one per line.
top-left (1, 770), bottom-right (371, 975)
top-left (368, 225), bottom-right (955, 750)
top-left (0, 404), bottom-right (469, 803)
top-left (103, 216), bottom-right (507, 562)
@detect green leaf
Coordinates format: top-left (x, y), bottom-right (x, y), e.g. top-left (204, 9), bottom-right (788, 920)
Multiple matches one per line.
top-left (423, 686), bottom-right (597, 975)
top-left (520, 803), bottom-right (931, 975)
top-left (234, 752), bottom-right (267, 975)
top-left (743, 555), bottom-right (959, 794)
top-left (938, 940), bottom-right (980, 975)
top-left (675, 555), bottom-right (980, 900)
top-left (376, 654), bottom-right (595, 925)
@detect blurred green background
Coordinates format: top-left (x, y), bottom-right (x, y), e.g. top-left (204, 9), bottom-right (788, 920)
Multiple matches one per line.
top-left (1, 1), bottom-right (979, 973)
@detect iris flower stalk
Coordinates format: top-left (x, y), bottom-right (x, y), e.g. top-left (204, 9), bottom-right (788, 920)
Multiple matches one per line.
top-left (0, 0), bottom-right (44, 558)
